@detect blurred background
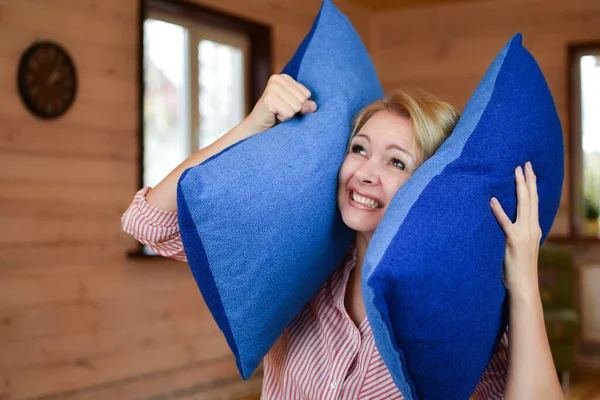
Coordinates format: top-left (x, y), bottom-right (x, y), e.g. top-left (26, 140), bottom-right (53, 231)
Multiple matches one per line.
top-left (1, 0), bottom-right (599, 398)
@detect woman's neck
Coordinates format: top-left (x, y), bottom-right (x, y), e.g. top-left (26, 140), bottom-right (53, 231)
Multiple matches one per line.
top-left (344, 231), bottom-right (373, 327)
top-left (352, 231), bottom-right (372, 282)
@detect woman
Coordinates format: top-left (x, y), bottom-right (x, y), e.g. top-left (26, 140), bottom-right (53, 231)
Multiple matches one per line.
top-left (122, 74), bottom-right (563, 399)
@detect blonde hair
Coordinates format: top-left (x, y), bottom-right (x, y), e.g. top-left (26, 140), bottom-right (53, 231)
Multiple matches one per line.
top-left (347, 90), bottom-right (460, 163)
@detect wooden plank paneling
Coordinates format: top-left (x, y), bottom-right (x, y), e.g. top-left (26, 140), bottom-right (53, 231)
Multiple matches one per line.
top-left (1, 0), bottom-right (138, 53)
top-left (0, 243), bottom-right (131, 269)
top-left (0, 312), bottom-right (213, 371)
top-left (0, 294), bottom-right (230, 398)
top-left (0, 182), bottom-right (135, 207)
top-left (0, 94), bottom-right (138, 134)
top-left (0, 265), bottom-right (197, 309)
top-left (352, 0), bottom-right (487, 10)
top-left (4, 335), bottom-right (231, 399)
top-left (0, 57), bottom-right (137, 110)
top-left (24, 0), bottom-right (138, 23)
top-left (33, 359), bottom-right (261, 400)
top-left (0, 24), bottom-right (137, 81)
top-left (0, 0), bottom-right (371, 398)
top-left (0, 118), bottom-right (136, 160)
top-left (0, 153), bottom-right (136, 186)
top-left (0, 215), bottom-right (123, 247)
top-left (374, 0), bottom-right (600, 51)
top-left (0, 290), bottom-right (207, 341)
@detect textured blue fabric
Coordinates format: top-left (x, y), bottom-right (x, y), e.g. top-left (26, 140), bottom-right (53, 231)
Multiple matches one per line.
top-left (362, 34), bottom-right (564, 400)
top-left (177, 0), bottom-right (383, 380)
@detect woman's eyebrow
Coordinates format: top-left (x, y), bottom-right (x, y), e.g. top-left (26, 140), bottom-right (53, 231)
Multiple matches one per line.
top-left (354, 134), bottom-right (416, 163)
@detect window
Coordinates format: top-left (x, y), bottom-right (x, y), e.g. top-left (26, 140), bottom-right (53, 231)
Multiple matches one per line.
top-left (143, 17), bottom-right (191, 191)
top-left (143, 14), bottom-right (249, 188)
top-left (133, 0), bottom-right (271, 257)
top-left (569, 44), bottom-right (600, 240)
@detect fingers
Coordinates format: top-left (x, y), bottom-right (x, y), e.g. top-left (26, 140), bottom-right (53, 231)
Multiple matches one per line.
top-left (280, 74), bottom-right (311, 103)
top-left (276, 89), bottom-right (303, 121)
top-left (300, 100), bottom-right (317, 114)
top-left (524, 161), bottom-right (539, 225)
top-left (267, 74), bottom-right (316, 122)
top-left (490, 197), bottom-right (514, 235)
top-left (264, 92), bottom-right (296, 122)
top-left (515, 166), bottom-right (530, 223)
top-left (491, 162), bottom-right (540, 237)
top-left (280, 74), bottom-right (316, 116)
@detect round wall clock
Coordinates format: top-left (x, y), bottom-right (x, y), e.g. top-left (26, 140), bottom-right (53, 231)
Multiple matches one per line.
top-left (17, 41), bottom-right (78, 120)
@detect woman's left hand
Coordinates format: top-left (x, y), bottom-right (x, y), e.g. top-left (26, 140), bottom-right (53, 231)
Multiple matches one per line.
top-left (490, 161), bottom-right (542, 295)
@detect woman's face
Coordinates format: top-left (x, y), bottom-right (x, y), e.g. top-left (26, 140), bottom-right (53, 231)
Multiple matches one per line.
top-left (337, 110), bottom-right (423, 236)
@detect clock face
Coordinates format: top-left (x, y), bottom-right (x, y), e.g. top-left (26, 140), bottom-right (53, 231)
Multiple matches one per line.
top-left (18, 41), bottom-right (77, 120)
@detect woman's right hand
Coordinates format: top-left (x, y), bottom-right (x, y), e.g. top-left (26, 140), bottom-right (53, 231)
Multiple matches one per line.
top-left (243, 74), bottom-right (317, 136)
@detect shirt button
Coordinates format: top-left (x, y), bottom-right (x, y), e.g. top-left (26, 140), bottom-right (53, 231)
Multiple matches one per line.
top-left (330, 381), bottom-right (337, 389)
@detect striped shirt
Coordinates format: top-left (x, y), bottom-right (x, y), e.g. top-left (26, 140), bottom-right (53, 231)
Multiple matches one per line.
top-left (122, 187), bottom-right (509, 399)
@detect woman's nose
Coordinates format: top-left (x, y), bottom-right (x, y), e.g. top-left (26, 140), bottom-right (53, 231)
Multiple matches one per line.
top-left (354, 160), bottom-right (380, 185)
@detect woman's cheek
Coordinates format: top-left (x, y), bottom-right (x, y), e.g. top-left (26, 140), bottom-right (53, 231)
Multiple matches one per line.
top-left (388, 176), bottom-right (410, 197)
top-left (339, 158), bottom-right (357, 181)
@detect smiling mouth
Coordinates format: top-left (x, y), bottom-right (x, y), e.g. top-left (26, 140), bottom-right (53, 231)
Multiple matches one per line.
top-left (350, 190), bottom-right (383, 209)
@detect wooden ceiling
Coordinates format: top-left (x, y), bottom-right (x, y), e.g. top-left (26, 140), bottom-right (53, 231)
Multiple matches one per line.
top-left (351, 0), bottom-right (484, 10)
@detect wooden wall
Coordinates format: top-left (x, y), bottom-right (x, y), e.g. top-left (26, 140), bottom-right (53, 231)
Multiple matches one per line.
top-left (0, 0), bottom-right (370, 399)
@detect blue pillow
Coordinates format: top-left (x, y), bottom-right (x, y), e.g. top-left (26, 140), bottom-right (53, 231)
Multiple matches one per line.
top-left (362, 34), bottom-right (564, 400)
top-left (177, 0), bottom-right (383, 380)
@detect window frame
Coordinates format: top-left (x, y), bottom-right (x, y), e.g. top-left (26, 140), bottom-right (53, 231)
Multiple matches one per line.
top-left (568, 42), bottom-right (600, 242)
top-left (129, 0), bottom-right (271, 258)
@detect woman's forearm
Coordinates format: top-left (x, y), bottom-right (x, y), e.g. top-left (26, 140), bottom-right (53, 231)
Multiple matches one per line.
top-left (505, 283), bottom-right (563, 399)
top-left (145, 119), bottom-right (260, 212)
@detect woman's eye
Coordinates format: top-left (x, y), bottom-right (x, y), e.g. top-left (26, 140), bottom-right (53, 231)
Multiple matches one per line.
top-left (391, 158), bottom-right (405, 170)
top-left (351, 144), bottom-right (367, 156)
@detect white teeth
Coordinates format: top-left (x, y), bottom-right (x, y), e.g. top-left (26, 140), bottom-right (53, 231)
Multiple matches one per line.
top-left (352, 191), bottom-right (381, 208)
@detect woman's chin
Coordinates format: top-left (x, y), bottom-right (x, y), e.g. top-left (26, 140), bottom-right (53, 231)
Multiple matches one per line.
top-left (341, 213), bottom-right (380, 233)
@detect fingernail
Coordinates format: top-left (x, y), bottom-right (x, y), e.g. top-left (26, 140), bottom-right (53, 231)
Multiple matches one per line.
top-left (526, 161), bottom-right (532, 171)
top-left (516, 166), bottom-right (523, 176)
top-left (490, 197), bottom-right (498, 205)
